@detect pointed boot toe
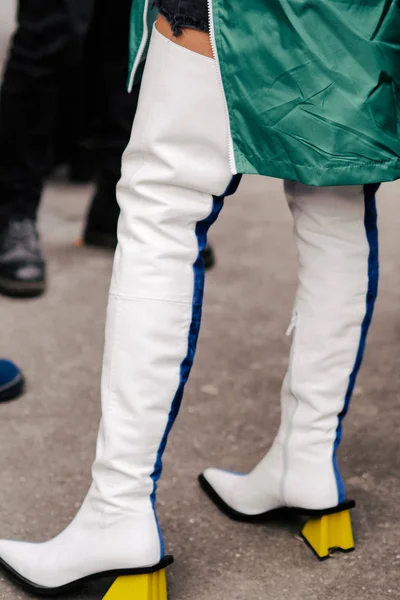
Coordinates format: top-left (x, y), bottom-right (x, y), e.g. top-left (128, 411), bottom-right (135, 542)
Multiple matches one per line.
top-left (199, 469), bottom-right (248, 519)
top-left (0, 539), bottom-right (47, 591)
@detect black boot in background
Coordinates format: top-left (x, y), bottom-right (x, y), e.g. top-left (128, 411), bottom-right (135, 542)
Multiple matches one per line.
top-left (0, 217), bottom-right (46, 297)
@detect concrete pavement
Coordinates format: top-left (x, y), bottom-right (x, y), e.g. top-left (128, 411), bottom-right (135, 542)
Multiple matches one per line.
top-left (1, 4), bottom-right (400, 599)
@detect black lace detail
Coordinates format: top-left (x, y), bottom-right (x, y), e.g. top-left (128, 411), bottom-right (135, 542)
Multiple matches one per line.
top-left (153, 1), bottom-right (209, 36)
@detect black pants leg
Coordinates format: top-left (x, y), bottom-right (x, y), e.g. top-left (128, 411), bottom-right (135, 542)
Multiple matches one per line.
top-left (0, 0), bottom-right (95, 224)
top-left (84, 0), bottom-right (139, 237)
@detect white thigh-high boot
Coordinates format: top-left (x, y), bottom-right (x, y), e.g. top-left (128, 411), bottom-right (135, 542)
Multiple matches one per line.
top-left (201, 182), bottom-right (379, 515)
top-left (0, 28), bottom-right (236, 592)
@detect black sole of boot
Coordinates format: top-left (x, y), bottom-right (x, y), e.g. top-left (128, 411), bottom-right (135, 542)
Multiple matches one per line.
top-left (0, 277), bottom-right (46, 298)
top-left (0, 374), bottom-right (25, 403)
top-left (0, 555), bottom-right (174, 597)
top-left (198, 474), bottom-right (356, 522)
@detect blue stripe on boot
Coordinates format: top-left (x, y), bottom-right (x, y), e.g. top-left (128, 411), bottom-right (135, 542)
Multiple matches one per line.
top-left (333, 184), bottom-right (380, 503)
top-left (149, 174), bottom-right (242, 556)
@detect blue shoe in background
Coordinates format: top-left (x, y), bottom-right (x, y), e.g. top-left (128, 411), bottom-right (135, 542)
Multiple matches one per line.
top-left (0, 360), bottom-right (24, 402)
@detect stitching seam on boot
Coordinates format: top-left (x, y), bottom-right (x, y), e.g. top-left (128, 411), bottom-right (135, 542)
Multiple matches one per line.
top-left (109, 292), bottom-right (193, 305)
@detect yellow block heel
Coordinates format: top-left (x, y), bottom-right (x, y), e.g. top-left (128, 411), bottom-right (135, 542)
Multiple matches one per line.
top-left (103, 569), bottom-right (168, 600)
top-left (301, 501), bottom-right (356, 561)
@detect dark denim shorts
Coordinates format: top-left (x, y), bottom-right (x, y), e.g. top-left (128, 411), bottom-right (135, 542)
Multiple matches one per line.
top-left (154, 0), bottom-right (209, 36)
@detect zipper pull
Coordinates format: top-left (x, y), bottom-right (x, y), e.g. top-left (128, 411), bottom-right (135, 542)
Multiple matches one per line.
top-left (286, 312), bottom-right (298, 337)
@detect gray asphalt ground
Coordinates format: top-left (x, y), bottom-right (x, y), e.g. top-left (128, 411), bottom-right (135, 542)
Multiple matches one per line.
top-left (1, 4), bottom-right (400, 600)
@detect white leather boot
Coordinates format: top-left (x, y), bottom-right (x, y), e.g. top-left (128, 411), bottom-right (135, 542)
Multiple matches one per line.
top-left (0, 27), bottom-right (235, 593)
top-left (201, 182), bottom-right (379, 516)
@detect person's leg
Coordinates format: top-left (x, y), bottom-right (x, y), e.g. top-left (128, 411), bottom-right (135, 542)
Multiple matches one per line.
top-left (155, 11), bottom-right (217, 269)
top-left (0, 0), bottom-right (94, 297)
top-left (82, 9), bottom-right (217, 265)
top-left (83, 0), bottom-right (139, 249)
top-left (0, 19), bottom-right (238, 591)
top-left (52, 56), bottom-right (95, 184)
top-left (201, 183), bottom-right (379, 513)
top-left (83, 8), bottom-right (215, 257)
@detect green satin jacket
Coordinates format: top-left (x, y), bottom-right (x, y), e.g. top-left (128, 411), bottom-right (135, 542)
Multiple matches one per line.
top-left (129, 1), bottom-right (400, 186)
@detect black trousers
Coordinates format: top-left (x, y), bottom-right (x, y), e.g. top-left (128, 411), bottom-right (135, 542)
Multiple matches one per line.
top-left (0, 0), bottom-right (138, 222)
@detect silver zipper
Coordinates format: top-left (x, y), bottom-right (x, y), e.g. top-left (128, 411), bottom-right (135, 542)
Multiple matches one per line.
top-left (128, 0), bottom-right (151, 92)
top-left (280, 311), bottom-right (299, 504)
top-left (207, 0), bottom-right (237, 174)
